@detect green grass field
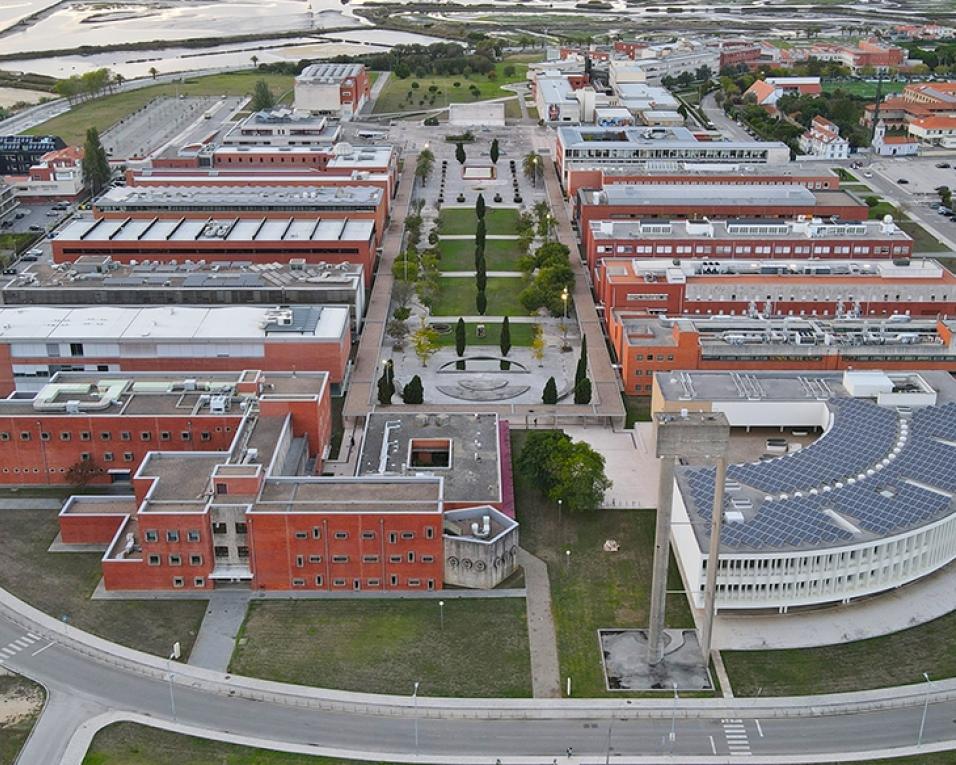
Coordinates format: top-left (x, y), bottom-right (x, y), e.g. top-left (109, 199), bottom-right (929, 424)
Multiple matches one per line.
top-left (229, 599), bottom-right (531, 697)
top-left (26, 71), bottom-right (294, 145)
top-left (0, 509), bottom-right (206, 658)
top-left (822, 80), bottom-right (905, 98)
top-left (512, 431), bottom-right (695, 698)
top-left (431, 276), bottom-right (528, 317)
top-left (436, 238), bottom-right (522, 271)
top-left (372, 62), bottom-right (527, 114)
top-left (437, 207), bottom-right (521, 236)
top-left (0, 673), bottom-right (43, 765)
top-left (432, 320), bottom-right (535, 348)
top-left (622, 395), bottom-right (652, 429)
top-left (898, 220), bottom-right (949, 253)
top-left (723, 608), bottom-right (956, 696)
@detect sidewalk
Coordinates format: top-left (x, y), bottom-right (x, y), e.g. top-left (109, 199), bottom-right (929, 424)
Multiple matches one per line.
top-left (561, 424), bottom-right (659, 509)
top-left (188, 591), bottom-right (251, 672)
top-left (517, 548), bottom-right (561, 698)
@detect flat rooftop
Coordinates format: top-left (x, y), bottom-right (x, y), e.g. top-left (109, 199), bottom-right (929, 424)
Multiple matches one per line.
top-left (95, 184), bottom-right (383, 211)
top-left (590, 217), bottom-right (907, 242)
top-left (5, 258), bottom-right (363, 293)
top-left (589, 163), bottom-right (837, 179)
top-left (584, 184), bottom-right (857, 208)
top-left (55, 216), bottom-right (375, 244)
top-left (0, 304), bottom-right (350, 342)
top-left (558, 125), bottom-right (789, 152)
top-left (297, 63), bottom-right (364, 82)
top-left (256, 477), bottom-right (443, 514)
top-left (357, 413), bottom-right (502, 505)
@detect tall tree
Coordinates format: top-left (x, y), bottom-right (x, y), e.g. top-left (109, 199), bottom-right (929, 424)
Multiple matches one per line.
top-left (455, 142), bottom-right (466, 165)
top-left (476, 289), bottom-right (487, 316)
top-left (475, 193), bottom-right (486, 220)
top-left (148, 67), bottom-right (159, 80)
top-left (402, 375), bottom-right (424, 404)
top-left (531, 324), bottom-right (546, 366)
top-left (475, 218), bottom-right (486, 248)
top-left (411, 320), bottom-right (439, 367)
top-left (415, 148), bottom-right (435, 183)
top-left (475, 252), bottom-right (487, 292)
top-left (377, 366), bottom-right (393, 405)
top-left (490, 138), bottom-right (500, 165)
top-left (522, 151), bottom-right (540, 187)
top-left (251, 54), bottom-right (259, 69)
top-left (499, 316), bottom-right (511, 371)
top-left (455, 317), bottom-right (466, 370)
top-left (542, 376), bottom-right (558, 405)
top-left (82, 127), bottom-right (111, 196)
top-left (573, 378), bottom-right (592, 405)
top-left (251, 80), bottom-right (276, 111)
top-left (575, 335), bottom-right (588, 387)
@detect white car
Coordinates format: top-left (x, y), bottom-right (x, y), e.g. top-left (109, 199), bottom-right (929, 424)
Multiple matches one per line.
top-left (863, 171), bottom-right (873, 178)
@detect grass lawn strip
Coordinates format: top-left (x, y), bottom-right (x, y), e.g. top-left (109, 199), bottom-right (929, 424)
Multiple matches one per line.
top-left (229, 598), bottom-right (531, 697)
top-left (437, 207), bottom-right (521, 236)
top-left (898, 220), bottom-right (949, 253)
top-left (26, 72), bottom-right (294, 145)
top-left (432, 321), bottom-right (535, 347)
top-left (512, 431), bottom-right (695, 698)
top-left (0, 509), bottom-right (206, 658)
top-left (436, 237), bottom-right (522, 271)
top-left (431, 276), bottom-right (527, 317)
top-left (372, 62), bottom-right (527, 114)
top-left (723, 607), bottom-right (956, 696)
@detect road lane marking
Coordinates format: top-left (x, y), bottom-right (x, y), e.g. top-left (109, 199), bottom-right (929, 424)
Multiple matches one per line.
top-left (12, 639), bottom-right (30, 648)
top-left (27, 633), bottom-right (39, 640)
top-left (721, 718), bottom-right (752, 756)
top-left (755, 719), bottom-right (763, 737)
top-left (709, 735), bottom-right (716, 755)
top-left (31, 642), bottom-right (54, 657)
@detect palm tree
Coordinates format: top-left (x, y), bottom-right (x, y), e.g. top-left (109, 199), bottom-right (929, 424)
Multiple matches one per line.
top-left (251, 55), bottom-right (259, 69)
top-left (148, 67), bottom-right (159, 80)
top-left (522, 151), bottom-right (541, 187)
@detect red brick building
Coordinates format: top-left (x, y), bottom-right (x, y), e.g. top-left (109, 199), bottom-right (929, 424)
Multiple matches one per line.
top-left (608, 313), bottom-right (956, 395)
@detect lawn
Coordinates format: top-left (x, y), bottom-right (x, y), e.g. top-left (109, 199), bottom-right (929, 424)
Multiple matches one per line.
top-left (430, 276), bottom-right (528, 317)
top-left (622, 395), bottom-right (652, 429)
top-left (0, 673), bottom-right (43, 765)
top-left (372, 62), bottom-right (527, 114)
top-left (867, 201), bottom-right (900, 219)
top-left (0, 509), bottom-right (206, 658)
top-left (822, 80), bottom-right (905, 98)
top-left (833, 167), bottom-right (858, 182)
top-left (723, 608), bottom-right (956, 697)
top-left (438, 208), bottom-right (521, 237)
top-left (512, 431), bottom-right (695, 698)
top-left (26, 71), bottom-right (294, 145)
top-left (82, 722), bottom-right (396, 765)
top-left (436, 237), bottom-right (522, 271)
top-left (433, 321), bottom-right (535, 347)
top-left (898, 220), bottom-right (949, 253)
top-left (229, 598), bottom-right (532, 697)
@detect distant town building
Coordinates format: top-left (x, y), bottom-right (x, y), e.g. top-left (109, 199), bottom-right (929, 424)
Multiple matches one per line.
top-left (220, 108), bottom-right (340, 147)
top-left (907, 115), bottom-right (956, 147)
top-left (744, 77), bottom-right (822, 108)
top-left (863, 82), bottom-right (956, 129)
top-left (799, 116), bottom-right (851, 160)
top-left (871, 121), bottom-right (919, 157)
top-left (0, 135), bottom-right (65, 176)
top-left (3, 145), bottom-right (85, 203)
top-left (294, 63), bottom-right (370, 120)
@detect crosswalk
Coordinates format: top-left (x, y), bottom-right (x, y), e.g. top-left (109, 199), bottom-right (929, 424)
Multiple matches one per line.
top-left (721, 718), bottom-right (752, 756)
top-left (0, 632), bottom-right (42, 663)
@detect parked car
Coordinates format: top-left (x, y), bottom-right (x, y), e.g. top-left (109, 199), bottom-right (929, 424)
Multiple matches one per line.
top-left (937, 162), bottom-right (951, 169)
top-left (897, 178), bottom-right (909, 184)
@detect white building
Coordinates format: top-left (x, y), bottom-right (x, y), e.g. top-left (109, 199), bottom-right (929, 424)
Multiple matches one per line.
top-left (221, 108), bottom-right (340, 147)
top-left (799, 116), bottom-right (851, 160)
top-left (872, 120), bottom-right (919, 157)
top-left (656, 369), bottom-right (956, 613)
top-left (908, 115), bottom-right (956, 147)
top-left (293, 63), bottom-right (370, 120)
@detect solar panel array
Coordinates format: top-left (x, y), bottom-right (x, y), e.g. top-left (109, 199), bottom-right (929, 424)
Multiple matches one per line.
top-left (681, 399), bottom-right (956, 551)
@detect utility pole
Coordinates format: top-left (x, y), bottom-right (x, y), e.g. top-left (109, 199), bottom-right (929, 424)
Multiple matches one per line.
top-left (700, 455), bottom-right (728, 662)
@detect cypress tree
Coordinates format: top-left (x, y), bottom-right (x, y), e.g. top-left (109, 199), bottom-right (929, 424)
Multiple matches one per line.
top-left (402, 375), bottom-right (424, 404)
top-left (490, 138), bottom-right (500, 165)
top-left (542, 376), bottom-right (558, 405)
top-left (575, 335), bottom-right (588, 386)
top-left (476, 289), bottom-right (487, 316)
top-left (377, 368), bottom-right (392, 405)
top-left (500, 316), bottom-right (511, 371)
top-left (573, 378), bottom-right (592, 405)
top-left (455, 317), bottom-right (466, 370)
top-left (455, 142), bottom-right (466, 165)
top-left (476, 193), bottom-right (486, 220)
top-left (476, 253), bottom-right (487, 292)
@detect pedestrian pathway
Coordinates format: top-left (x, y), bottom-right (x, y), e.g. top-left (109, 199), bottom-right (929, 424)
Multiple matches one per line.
top-left (441, 270), bottom-right (524, 277)
top-left (517, 548), bottom-right (561, 698)
top-left (440, 234), bottom-right (520, 240)
top-left (188, 591), bottom-right (251, 672)
top-left (721, 719), bottom-right (752, 756)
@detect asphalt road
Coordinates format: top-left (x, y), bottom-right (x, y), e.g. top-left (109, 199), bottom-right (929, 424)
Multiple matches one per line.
top-left (699, 92), bottom-right (753, 142)
top-left (3, 604), bottom-right (956, 764)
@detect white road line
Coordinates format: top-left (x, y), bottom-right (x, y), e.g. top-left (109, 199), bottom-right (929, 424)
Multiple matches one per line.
top-left (0, 648), bottom-right (13, 658)
top-left (20, 635), bottom-right (37, 644)
top-left (4, 644), bottom-right (21, 653)
top-left (755, 719), bottom-right (764, 737)
top-left (31, 642), bottom-right (54, 657)
top-left (12, 638), bottom-right (30, 648)
top-left (27, 633), bottom-right (39, 640)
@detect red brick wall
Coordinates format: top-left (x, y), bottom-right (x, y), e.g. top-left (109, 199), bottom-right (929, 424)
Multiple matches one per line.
top-left (248, 512), bottom-right (444, 591)
top-left (60, 512), bottom-right (126, 544)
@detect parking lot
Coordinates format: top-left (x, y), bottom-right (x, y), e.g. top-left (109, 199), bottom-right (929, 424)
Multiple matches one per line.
top-left (870, 156), bottom-right (956, 197)
top-left (0, 201), bottom-right (73, 237)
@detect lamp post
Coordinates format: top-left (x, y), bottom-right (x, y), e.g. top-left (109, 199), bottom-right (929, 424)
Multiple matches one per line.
top-left (565, 549), bottom-right (571, 573)
top-left (439, 600), bottom-right (445, 631)
top-left (532, 155), bottom-right (538, 188)
top-left (167, 641), bottom-right (180, 722)
top-left (668, 682), bottom-right (678, 750)
top-left (412, 680), bottom-right (420, 755)
top-left (918, 672), bottom-right (934, 746)
top-left (561, 287), bottom-right (570, 351)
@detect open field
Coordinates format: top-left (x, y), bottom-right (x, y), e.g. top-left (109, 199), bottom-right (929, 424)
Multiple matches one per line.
top-left (0, 672), bottom-right (43, 765)
top-left (230, 598), bottom-right (531, 697)
top-left (372, 62), bottom-right (527, 114)
top-left (0, 509), bottom-right (205, 658)
top-left (723, 607), bottom-right (956, 696)
top-left (433, 320), bottom-right (535, 347)
top-left (822, 80), bottom-right (905, 98)
top-left (437, 207), bottom-right (521, 236)
top-left (431, 276), bottom-right (527, 317)
top-left (82, 722), bottom-right (395, 765)
top-left (26, 72), bottom-right (294, 145)
top-left (437, 237), bottom-right (522, 271)
top-left (512, 431), bottom-right (695, 698)
top-left (899, 220), bottom-right (949, 253)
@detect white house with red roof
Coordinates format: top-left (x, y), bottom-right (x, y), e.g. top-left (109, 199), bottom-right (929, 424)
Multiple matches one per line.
top-left (3, 145), bottom-right (85, 203)
top-left (908, 115), bottom-right (956, 147)
top-left (799, 115), bottom-right (850, 159)
top-left (872, 120), bottom-right (919, 157)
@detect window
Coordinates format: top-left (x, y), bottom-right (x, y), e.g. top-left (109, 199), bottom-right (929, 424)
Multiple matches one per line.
top-left (362, 555), bottom-right (379, 563)
top-left (103, 452), bottom-right (113, 462)
top-left (81, 431), bottom-right (91, 441)
top-left (368, 579), bottom-right (380, 587)
top-left (215, 483), bottom-right (228, 495)
top-left (99, 432), bottom-right (111, 441)
top-left (123, 452), bottom-right (133, 462)
top-left (190, 554), bottom-right (203, 566)
top-left (235, 522), bottom-right (247, 534)
top-left (312, 527), bottom-right (321, 539)
top-left (169, 554), bottom-right (182, 566)
top-left (148, 554), bottom-right (161, 566)
top-left (160, 431), bottom-right (171, 441)
top-left (18, 432), bottom-right (30, 441)
top-left (166, 530), bottom-right (179, 542)
top-left (140, 432), bottom-right (151, 441)
top-left (424, 527), bottom-right (434, 540)
top-left (315, 575), bottom-right (324, 586)
top-left (212, 522), bottom-right (227, 535)
top-left (334, 531), bottom-right (349, 540)
top-left (39, 431), bottom-right (50, 441)
top-left (388, 532), bottom-right (397, 544)
top-left (294, 531), bottom-right (308, 540)
top-left (333, 579), bottom-right (346, 587)
top-left (401, 531), bottom-right (415, 540)
top-left (237, 546), bottom-right (249, 559)
top-left (180, 431), bottom-right (190, 441)
top-left (292, 578), bottom-right (305, 587)
top-left (407, 551), bottom-right (415, 563)
top-left (389, 554), bottom-right (401, 563)
top-left (390, 574), bottom-right (398, 586)
top-left (144, 530), bottom-right (158, 542)
top-left (194, 578), bottom-right (205, 587)
top-left (408, 579), bottom-right (421, 587)
top-left (214, 546), bottom-right (229, 559)
top-left (172, 577), bottom-right (184, 588)
top-left (361, 531), bottom-right (375, 540)
top-left (120, 431), bottom-right (131, 441)
top-left (296, 555), bottom-right (304, 567)
top-left (200, 432), bottom-right (211, 442)
top-left (0, 433), bottom-right (9, 441)
top-left (308, 555), bottom-right (322, 564)
top-left (187, 530), bottom-right (200, 542)
top-left (332, 555), bottom-right (349, 564)
top-left (422, 555), bottom-right (434, 563)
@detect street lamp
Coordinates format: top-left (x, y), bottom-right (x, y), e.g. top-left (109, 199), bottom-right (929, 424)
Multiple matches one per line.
top-left (560, 287), bottom-right (570, 351)
top-left (668, 682), bottom-right (678, 749)
top-left (439, 599), bottom-right (445, 630)
top-left (532, 155), bottom-right (538, 188)
top-left (565, 548), bottom-right (571, 572)
top-left (918, 672), bottom-right (934, 746)
top-left (167, 641), bottom-right (181, 722)
top-left (412, 680), bottom-right (421, 755)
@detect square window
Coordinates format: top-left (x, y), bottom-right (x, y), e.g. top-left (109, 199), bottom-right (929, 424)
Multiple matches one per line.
top-left (180, 431), bottom-right (190, 441)
top-left (169, 554), bottom-right (182, 566)
top-left (187, 530), bottom-right (200, 542)
top-left (194, 577), bottom-right (205, 587)
top-left (214, 545), bottom-right (229, 558)
top-left (160, 432), bottom-right (171, 441)
top-left (237, 546), bottom-right (249, 559)
top-left (190, 555), bottom-right (203, 566)
top-left (200, 432), bottom-right (211, 442)
top-left (235, 522), bottom-right (247, 535)
top-left (19, 432), bottom-right (30, 441)
top-left (103, 452), bottom-right (113, 462)
top-left (80, 431), bottom-right (91, 441)
top-left (39, 431), bottom-right (50, 441)
top-left (0, 433), bottom-right (9, 441)
top-left (172, 577), bottom-right (184, 588)
top-left (212, 522), bottom-right (227, 535)
top-left (144, 530), bottom-right (158, 542)
top-left (140, 432), bottom-right (151, 441)
top-left (120, 431), bottom-right (131, 441)
top-left (123, 452), bottom-right (134, 462)
top-left (99, 432), bottom-right (111, 441)
top-left (148, 554), bottom-right (161, 566)
top-left (166, 530), bottom-right (179, 543)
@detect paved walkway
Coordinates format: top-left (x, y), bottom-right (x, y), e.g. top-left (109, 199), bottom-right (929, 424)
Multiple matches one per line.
top-left (0, 497), bottom-right (64, 510)
top-left (562, 424), bottom-right (659, 509)
top-left (517, 548), bottom-right (561, 698)
top-left (440, 234), bottom-right (519, 240)
top-left (187, 591), bottom-right (251, 672)
top-left (440, 270), bottom-right (523, 277)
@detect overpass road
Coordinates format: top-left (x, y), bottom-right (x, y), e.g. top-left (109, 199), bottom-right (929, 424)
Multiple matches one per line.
top-left (3, 597), bottom-right (956, 764)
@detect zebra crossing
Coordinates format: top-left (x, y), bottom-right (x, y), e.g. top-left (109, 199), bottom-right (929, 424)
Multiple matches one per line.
top-left (0, 632), bottom-right (42, 663)
top-left (721, 718), bottom-right (752, 756)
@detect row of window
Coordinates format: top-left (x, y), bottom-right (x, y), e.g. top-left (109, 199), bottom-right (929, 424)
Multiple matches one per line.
top-left (2, 429), bottom-right (218, 443)
top-left (293, 552), bottom-right (435, 566)
top-left (172, 576), bottom-right (206, 588)
top-left (291, 528), bottom-right (435, 542)
top-left (600, 244), bottom-right (905, 256)
top-left (290, 576), bottom-right (435, 589)
top-left (148, 553), bottom-right (204, 566)
top-left (212, 522), bottom-right (247, 535)
top-left (144, 529), bottom-right (202, 543)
